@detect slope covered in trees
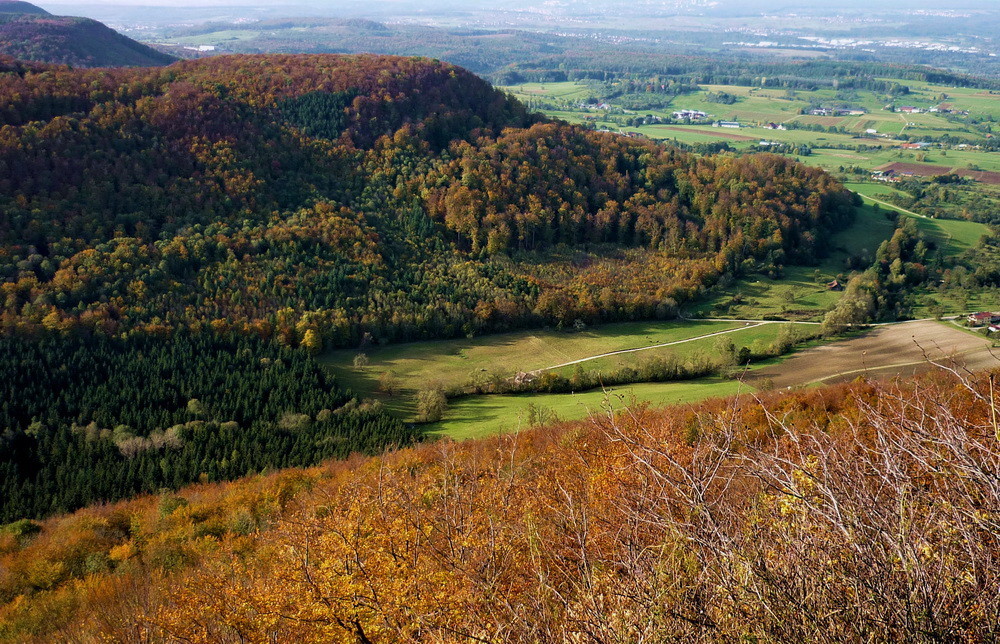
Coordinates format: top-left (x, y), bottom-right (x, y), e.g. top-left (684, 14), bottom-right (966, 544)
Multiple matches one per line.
top-left (0, 332), bottom-right (418, 523)
top-left (0, 369), bottom-right (997, 641)
top-left (0, 14), bottom-right (176, 68)
top-left (0, 54), bottom-right (856, 347)
top-left (0, 1), bottom-right (49, 16)
top-left (0, 53), bottom-right (857, 526)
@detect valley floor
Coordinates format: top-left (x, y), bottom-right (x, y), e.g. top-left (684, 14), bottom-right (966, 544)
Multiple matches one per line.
top-left (745, 319), bottom-right (998, 388)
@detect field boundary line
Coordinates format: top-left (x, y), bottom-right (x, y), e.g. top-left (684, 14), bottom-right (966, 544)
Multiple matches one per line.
top-left (805, 346), bottom-right (995, 386)
top-left (536, 323), bottom-right (769, 373)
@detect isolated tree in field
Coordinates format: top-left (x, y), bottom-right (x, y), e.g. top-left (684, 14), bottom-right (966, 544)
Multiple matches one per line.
top-left (416, 388), bottom-right (447, 423)
top-left (524, 402), bottom-right (556, 427)
top-left (781, 286), bottom-right (796, 309)
top-left (353, 353), bottom-right (369, 370)
top-left (378, 371), bottom-right (399, 396)
top-left (821, 274), bottom-right (877, 336)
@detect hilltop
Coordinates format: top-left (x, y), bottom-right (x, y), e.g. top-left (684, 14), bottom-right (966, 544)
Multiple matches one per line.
top-left (0, 1), bottom-right (48, 15)
top-left (0, 11), bottom-right (175, 67)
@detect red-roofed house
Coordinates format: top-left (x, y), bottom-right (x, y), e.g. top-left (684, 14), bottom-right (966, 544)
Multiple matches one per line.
top-left (967, 312), bottom-right (1000, 326)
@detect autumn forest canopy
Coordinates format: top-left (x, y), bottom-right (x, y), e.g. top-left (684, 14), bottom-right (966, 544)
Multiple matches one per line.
top-left (0, 54), bottom-right (856, 344)
top-left (3, 41), bottom-right (1000, 644)
top-left (0, 54), bottom-right (857, 523)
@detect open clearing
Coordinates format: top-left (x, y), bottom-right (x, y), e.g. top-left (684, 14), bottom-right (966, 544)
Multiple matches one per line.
top-left (324, 319), bottom-right (740, 416)
top-left (744, 320), bottom-right (998, 388)
top-left (430, 378), bottom-right (751, 440)
top-left (846, 182), bottom-right (989, 255)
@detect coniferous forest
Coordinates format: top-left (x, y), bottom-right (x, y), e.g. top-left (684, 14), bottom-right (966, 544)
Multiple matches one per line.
top-left (0, 332), bottom-right (413, 523)
top-left (0, 53), bottom-right (857, 522)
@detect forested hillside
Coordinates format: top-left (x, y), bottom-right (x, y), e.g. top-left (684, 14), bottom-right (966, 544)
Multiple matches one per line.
top-left (0, 54), bottom-right (855, 345)
top-left (0, 2), bottom-right (49, 16)
top-left (0, 332), bottom-right (417, 523)
top-left (0, 14), bottom-right (176, 68)
top-left (1, 370), bottom-right (997, 641)
top-left (0, 53), bottom-right (856, 523)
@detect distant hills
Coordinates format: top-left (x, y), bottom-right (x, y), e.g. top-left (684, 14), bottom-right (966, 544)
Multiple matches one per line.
top-left (0, 1), bottom-right (175, 67)
top-left (0, 0), bottom-right (49, 15)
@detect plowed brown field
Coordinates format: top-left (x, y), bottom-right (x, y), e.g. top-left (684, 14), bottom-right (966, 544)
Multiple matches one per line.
top-left (745, 320), bottom-right (998, 388)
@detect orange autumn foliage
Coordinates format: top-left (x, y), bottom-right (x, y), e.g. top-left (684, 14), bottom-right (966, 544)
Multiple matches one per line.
top-left (2, 369), bottom-right (999, 641)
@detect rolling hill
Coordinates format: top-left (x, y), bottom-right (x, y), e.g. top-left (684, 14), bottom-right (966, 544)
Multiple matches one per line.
top-left (0, 53), bottom-right (857, 526)
top-left (0, 0), bottom-right (48, 14)
top-left (0, 6), bottom-right (175, 67)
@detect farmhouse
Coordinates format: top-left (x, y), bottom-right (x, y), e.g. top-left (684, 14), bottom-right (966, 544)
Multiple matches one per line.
top-left (871, 170), bottom-right (900, 183)
top-left (809, 108), bottom-right (866, 117)
top-left (673, 109), bottom-right (707, 120)
top-left (967, 312), bottom-right (1000, 327)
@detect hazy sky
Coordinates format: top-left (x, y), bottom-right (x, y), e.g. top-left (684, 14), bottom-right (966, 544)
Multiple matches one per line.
top-left (35, 0), bottom-right (1000, 20)
top-left (35, 0), bottom-right (999, 7)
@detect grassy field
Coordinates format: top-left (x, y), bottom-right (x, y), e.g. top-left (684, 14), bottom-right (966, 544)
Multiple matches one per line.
top-left (845, 182), bottom-right (988, 254)
top-left (323, 319), bottom-right (740, 416)
top-left (548, 322), bottom-right (812, 376)
top-left (428, 378), bottom-right (753, 440)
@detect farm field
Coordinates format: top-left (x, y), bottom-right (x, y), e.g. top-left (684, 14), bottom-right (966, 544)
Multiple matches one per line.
top-left (323, 319), bottom-right (741, 416)
top-left (547, 322), bottom-right (813, 377)
top-left (744, 320), bottom-right (999, 388)
top-left (431, 318), bottom-right (1000, 440)
top-left (503, 80), bottom-right (1000, 177)
top-left (428, 378), bottom-right (753, 440)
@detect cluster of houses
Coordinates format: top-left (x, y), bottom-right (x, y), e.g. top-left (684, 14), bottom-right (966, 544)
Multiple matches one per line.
top-left (890, 105), bottom-right (970, 116)
top-left (764, 122), bottom-right (787, 130)
top-left (967, 312), bottom-right (1000, 331)
top-left (672, 109), bottom-right (708, 120)
top-left (809, 107), bottom-right (866, 117)
top-left (871, 169), bottom-right (901, 183)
